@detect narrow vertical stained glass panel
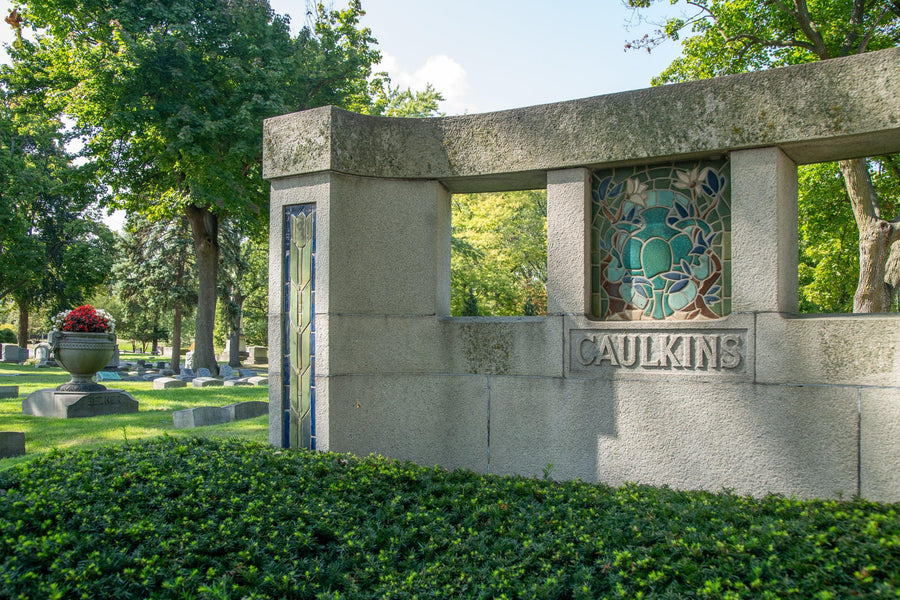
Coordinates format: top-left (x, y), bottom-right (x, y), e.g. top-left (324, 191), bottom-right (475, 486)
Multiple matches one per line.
top-left (283, 205), bottom-right (316, 449)
top-left (590, 159), bottom-right (731, 321)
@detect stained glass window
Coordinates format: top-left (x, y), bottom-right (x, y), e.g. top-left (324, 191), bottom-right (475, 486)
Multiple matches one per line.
top-left (283, 205), bottom-right (316, 449)
top-left (590, 159), bottom-right (731, 320)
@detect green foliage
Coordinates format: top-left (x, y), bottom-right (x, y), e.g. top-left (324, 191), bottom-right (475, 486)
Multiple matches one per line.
top-left (113, 214), bottom-right (197, 348)
top-left (364, 81), bottom-right (444, 118)
top-left (627, 0), bottom-right (900, 313)
top-left (0, 324), bottom-right (16, 344)
top-left (626, 0), bottom-right (900, 84)
top-left (451, 190), bottom-right (548, 316)
top-left (0, 436), bottom-right (898, 598)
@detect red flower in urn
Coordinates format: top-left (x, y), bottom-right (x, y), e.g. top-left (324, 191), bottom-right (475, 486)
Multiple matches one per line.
top-left (52, 305), bottom-right (115, 334)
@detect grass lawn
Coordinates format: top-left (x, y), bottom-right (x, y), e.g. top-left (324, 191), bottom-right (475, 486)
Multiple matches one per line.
top-left (0, 361), bottom-right (268, 470)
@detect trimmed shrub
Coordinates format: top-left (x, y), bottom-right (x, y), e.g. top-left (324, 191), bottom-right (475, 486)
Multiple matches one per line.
top-left (0, 437), bottom-right (897, 599)
top-left (0, 325), bottom-right (16, 344)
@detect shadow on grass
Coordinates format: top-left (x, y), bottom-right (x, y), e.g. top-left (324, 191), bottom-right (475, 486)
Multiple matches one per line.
top-left (0, 362), bottom-right (269, 470)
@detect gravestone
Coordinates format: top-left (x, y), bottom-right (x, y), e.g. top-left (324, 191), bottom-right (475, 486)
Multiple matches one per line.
top-left (192, 377), bottom-right (223, 388)
top-left (137, 359), bottom-right (146, 367)
top-left (34, 343), bottom-right (51, 368)
top-left (0, 432), bottom-right (25, 458)
top-left (0, 386), bottom-right (18, 399)
top-left (224, 379), bottom-right (252, 387)
top-left (153, 377), bottom-right (187, 390)
top-left (175, 368), bottom-right (196, 381)
top-left (105, 347), bottom-right (120, 370)
top-left (96, 371), bottom-right (122, 382)
top-left (239, 369), bottom-right (257, 378)
top-left (156, 361), bottom-right (166, 369)
top-left (247, 376), bottom-right (268, 386)
top-left (248, 346), bottom-right (268, 364)
top-left (219, 364), bottom-right (235, 379)
top-left (196, 368), bottom-right (212, 378)
top-left (1, 344), bottom-right (27, 363)
top-left (23, 389), bottom-right (139, 418)
top-left (173, 401), bottom-right (267, 428)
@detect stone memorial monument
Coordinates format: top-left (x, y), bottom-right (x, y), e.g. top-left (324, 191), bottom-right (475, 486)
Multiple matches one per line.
top-left (263, 49), bottom-right (900, 501)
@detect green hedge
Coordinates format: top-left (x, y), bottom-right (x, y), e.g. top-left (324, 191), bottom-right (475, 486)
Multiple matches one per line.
top-left (0, 437), bottom-right (897, 599)
top-left (0, 325), bottom-right (16, 344)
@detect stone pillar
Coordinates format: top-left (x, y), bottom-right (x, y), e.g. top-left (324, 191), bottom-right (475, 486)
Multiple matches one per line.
top-left (547, 168), bottom-right (591, 316)
top-left (731, 147), bottom-right (798, 313)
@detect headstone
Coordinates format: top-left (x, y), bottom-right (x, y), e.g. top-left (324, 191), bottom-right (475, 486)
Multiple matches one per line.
top-left (34, 343), bottom-right (51, 368)
top-left (137, 359), bottom-right (146, 367)
top-left (156, 361), bottom-right (166, 369)
top-left (159, 369), bottom-right (175, 376)
top-left (192, 377), bottom-right (223, 388)
top-left (247, 376), bottom-right (269, 386)
top-left (184, 351), bottom-right (195, 369)
top-left (248, 346), bottom-right (268, 364)
top-left (175, 368), bottom-right (196, 381)
top-left (238, 369), bottom-right (257, 377)
top-left (173, 401), bottom-right (268, 428)
top-left (96, 371), bottom-right (122, 382)
top-left (196, 368), bottom-right (212, 378)
top-left (1, 344), bottom-right (27, 363)
top-left (219, 364), bottom-right (234, 379)
top-left (224, 379), bottom-right (252, 387)
top-left (23, 389), bottom-right (139, 418)
top-left (0, 386), bottom-right (19, 399)
top-left (174, 406), bottom-right (229, 428)
top-left (153, 377), bottom-right (187, 390)
top-left (0, 432), bottom-right (25, 458)
top-left (105, 347), bottom-right (120, 370)
top-left (217, 337), bottom-right (248, 362)
top-left (142, 374), bottom-right (165, 381)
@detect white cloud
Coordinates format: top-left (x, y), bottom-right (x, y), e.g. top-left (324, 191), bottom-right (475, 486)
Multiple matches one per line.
top-left (376, 52), bottom-right (473, 116)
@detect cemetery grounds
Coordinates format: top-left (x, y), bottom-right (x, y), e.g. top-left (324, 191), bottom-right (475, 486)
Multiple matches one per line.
top-left (0, 354), bottom-right (268, 470)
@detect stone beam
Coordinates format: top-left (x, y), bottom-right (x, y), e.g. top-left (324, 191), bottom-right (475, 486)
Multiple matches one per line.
top-left (264, 47), bottom-right (900, 191)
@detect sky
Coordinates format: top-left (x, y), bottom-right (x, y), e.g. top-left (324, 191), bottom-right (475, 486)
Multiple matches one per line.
top-left (0, 0), bottom-right (685, 115)
top-left (0, 0), bottom-right (686, 228)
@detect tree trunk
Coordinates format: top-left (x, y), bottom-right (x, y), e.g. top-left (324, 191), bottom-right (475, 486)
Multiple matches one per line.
top-left (151, 338), bottom-right (159, 355)
top-left (185, 203), bottom-right (220, 375)
top-left (17, 300), bottom-right (28, 348)
top-left (228, 293), bottom-right (244, 368)
top-left (839, 158), bottom-right (900, 313)
top-left (885, 244), bottom-right (900, 310)
top-left (171, 303), bottom-right (183, 374)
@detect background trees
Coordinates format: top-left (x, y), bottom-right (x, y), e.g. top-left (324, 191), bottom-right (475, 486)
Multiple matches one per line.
top-left (626, 0), bottom-right (900, 312)
top-left (0, 74), bottom-right (114, 345)
top-left (12, 0), bottom-right (381, 372)
top-left (451, 190), bottom-right (548, 316)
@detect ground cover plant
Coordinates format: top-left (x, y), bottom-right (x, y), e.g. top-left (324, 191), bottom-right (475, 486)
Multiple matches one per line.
top-left (0, 362), bottom-right (266, 470)
top-left (0, 437), bottom-right (897, 599)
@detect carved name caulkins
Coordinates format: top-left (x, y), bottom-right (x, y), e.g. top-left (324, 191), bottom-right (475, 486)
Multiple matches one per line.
top-left (572, 330), bottom-right (745, 371)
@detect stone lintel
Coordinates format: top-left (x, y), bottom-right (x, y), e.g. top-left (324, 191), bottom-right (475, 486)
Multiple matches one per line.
top-left (264, 48), bottom-right (900, 186)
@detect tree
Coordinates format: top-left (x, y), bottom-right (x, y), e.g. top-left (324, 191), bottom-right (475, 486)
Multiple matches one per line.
top-left (451, 190), bottom-right (548, 316)
top-left (14, 0), bottom-right (380, 372)
top-left (626, 0), bottom-right (900, 312)
top-left (217, 223), bottom-right (269, 367)
top-left (113, 213), bottom-right (196, 370)
top-left (0, 72), bottom-right (114, 345)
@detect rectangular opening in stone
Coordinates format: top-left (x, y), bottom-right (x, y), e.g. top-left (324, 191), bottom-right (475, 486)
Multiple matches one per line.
top-left (450, 190), bottom-right (547, 316)
top-left (798, 156), bottom-right (899, 314)
top-left (590, 158), bottom-right (732, 321)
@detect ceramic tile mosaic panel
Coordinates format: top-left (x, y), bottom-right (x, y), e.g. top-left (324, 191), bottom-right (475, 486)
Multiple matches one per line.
top-left (590, 158), bottom-right (731, 320)
top-left (284, 205), bottom-right (316, 449)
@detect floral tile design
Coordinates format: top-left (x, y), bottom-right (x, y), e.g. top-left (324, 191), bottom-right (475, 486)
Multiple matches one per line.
top-left (591, 159), bottom-right (731, 320)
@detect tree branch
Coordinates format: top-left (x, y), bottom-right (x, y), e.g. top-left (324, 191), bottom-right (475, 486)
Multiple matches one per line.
top-left (792, 0), bottom-right (831, 58)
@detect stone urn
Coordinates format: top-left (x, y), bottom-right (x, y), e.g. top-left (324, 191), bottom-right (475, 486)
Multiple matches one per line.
top-left (50, 331), bottom-right (116, 392)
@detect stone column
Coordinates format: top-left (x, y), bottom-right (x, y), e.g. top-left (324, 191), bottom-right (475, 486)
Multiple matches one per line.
top-left (547, 168), bottom-right (591, 316)
top-left (731, 147), bottom-right (798, 313)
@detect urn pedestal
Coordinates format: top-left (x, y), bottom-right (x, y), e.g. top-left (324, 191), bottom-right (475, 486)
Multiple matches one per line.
top-left (22, 331), bottom-right (138, 419)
